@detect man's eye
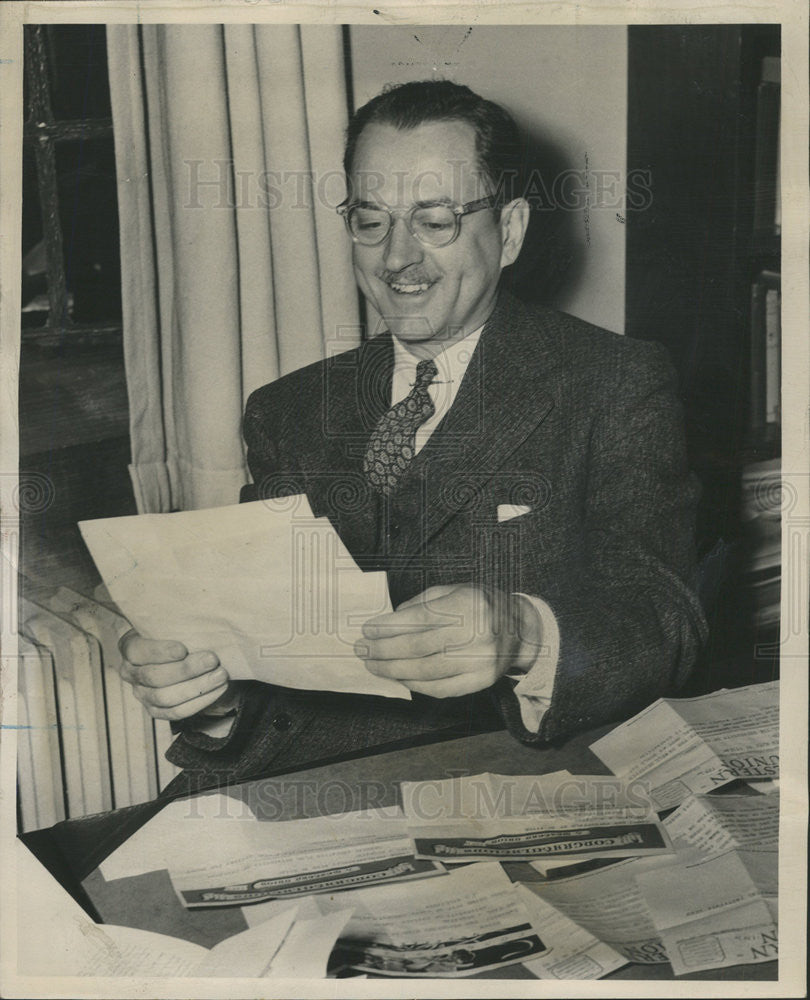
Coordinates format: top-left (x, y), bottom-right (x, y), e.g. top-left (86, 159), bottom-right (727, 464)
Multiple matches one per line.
top-left (415, 210), bottom-right (454, 231)
top-left (354, 212), bottom-right (386, 230)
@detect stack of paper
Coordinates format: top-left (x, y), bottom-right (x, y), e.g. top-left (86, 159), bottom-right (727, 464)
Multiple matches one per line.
top-left (94, 790), bottom-right (627, 980)
top-left (68, 681), bottom-right (782, 980)
top-left (79, 497), bottom-right (408, 699)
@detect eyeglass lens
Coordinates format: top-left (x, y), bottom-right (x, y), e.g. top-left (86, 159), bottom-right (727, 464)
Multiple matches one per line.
top-left (348, 205), bottom-right (458, 247)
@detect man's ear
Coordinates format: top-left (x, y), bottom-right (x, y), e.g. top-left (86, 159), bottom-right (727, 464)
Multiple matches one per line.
top-left (498, 198), bottom-right (530, 268)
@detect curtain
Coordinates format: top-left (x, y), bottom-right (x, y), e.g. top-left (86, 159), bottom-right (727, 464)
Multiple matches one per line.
top-left (107, 25), bottom-right (360, 513)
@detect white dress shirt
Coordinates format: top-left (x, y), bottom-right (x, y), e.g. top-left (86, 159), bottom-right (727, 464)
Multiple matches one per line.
top-left (391, 328), bottom-right (560, 734)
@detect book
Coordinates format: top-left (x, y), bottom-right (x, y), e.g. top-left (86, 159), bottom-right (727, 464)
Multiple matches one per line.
top-left (749, 271), bottom-right (781, 441)
top-left (753, 57), bottom-right (780, 236)
top-left (764, 286), bottom-right (780, 425)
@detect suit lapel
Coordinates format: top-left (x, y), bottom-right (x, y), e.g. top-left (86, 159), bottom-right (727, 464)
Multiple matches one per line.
top-left (306, 333), bottom-right (394, 563)
top-left (395, 293), bottom-right (560, 562)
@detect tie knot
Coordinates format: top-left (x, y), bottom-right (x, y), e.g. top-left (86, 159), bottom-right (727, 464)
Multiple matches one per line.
top-left (415, 358), bottom-right (438, 389)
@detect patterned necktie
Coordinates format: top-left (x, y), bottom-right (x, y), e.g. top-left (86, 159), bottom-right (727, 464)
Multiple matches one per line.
top-left (363, 358), bottom-right (438, 495)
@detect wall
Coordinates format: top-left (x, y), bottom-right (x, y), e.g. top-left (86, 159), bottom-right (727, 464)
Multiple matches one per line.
top-left (348, 25), bottom-right (628, 334)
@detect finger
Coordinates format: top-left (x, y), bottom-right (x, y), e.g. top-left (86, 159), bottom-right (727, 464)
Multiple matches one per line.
top-left (133, 681), bottom-right (232, 722)
top-left (364, 652), bottom-right (465, 682)
top-left (132, 667), bottom-right (229, 713)
top-left (405, 671), bottom-right (492, 699)
top-left (134, 650), bottom-right (222, 689)
top-left (362, 600), bottom-right (463, 639)
top-left (356, 627), bottom-right (458, 661)
top-left (123, 634), bottom-right (188, 667)
top-left (396, 585), bottom-right (459, 610)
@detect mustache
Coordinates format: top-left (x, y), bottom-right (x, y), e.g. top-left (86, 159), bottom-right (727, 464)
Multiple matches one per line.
top-left (376, 268), bottom-right (437, 284)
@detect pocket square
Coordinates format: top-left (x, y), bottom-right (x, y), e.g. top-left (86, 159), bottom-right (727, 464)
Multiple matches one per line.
top-left (497, 504), bottom-right (532, 523)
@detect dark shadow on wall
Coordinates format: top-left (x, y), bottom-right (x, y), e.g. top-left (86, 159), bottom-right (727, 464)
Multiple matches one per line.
top-left (500, 126), bottom-right (585, 310)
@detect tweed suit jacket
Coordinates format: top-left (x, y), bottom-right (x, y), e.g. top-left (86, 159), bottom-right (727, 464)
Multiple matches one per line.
top-left (165, 291), bottom-right (708, 789)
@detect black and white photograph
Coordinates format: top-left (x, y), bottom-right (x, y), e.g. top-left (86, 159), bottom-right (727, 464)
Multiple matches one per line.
top-left (0, 3), bottom-right (806, 997)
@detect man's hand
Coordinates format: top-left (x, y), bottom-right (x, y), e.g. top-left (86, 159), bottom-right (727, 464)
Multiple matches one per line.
top-left (355, 585), bottom-right (542, 698)
top-left (118, 630), bottom-right (231, 721)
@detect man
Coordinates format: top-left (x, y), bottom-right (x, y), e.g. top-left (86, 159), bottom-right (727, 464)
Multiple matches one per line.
top-left (120, 81), bottom-right (707, 789)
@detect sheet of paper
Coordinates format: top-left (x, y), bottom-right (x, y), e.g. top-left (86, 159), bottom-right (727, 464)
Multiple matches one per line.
top-left (241, 895), bottom-right (322, 929)
top-left (17, 843), bottom-right (206, 977)
top-left (69, 919), bottom-right (302, 978)
top-left (168, 806), bottom-right (443, 908)
top-left (54, 924), bottom-right (207, 978)
top-left (676, 682), bottom-right (779, 784)
top-left (29, 905), bottom-right (304, 978)
top-left (664, 793), bottom-right (778, 898)
top-left (266, 911), bottom-right (355, 978)
top-left (401, 772), bottom-right (672, 863)
top-left (17, 840), bottom-right (203, 978)
top-left (636, 851), bottom-right (778, 975)
top-left (20, 819), bottom-right (354, 979)
top-left (515, 885), bottom-right (627, 980)
top-left (530, 854), bottom-right (675, 964)
top-left (79, 498), bottom-right (409, 700)
top-left (589, 682), bottom-right (779, 809)
top-left (98, 791), bottom-right (257, 880)
top-left (193, 908), bottom-right (298, 977)
top-left (323, 862), bottom-right (549, 977)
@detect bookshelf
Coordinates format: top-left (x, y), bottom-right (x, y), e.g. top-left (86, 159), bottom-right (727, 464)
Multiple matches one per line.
top-left (625, 25), bottom-right (781, 689)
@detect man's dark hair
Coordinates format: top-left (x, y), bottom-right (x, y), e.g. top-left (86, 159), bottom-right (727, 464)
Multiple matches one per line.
top-left (343, 80), bottom-right (525, 207)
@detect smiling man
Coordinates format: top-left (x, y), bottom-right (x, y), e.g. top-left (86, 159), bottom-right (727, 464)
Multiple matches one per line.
top-left (344, 117), bottom-right (523, 356)
top-left (120, 81), bottom-right (707, 790)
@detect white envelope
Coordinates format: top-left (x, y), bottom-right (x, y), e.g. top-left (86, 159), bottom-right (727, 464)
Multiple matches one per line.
top-left (497, 504), bottom-right (532, 522)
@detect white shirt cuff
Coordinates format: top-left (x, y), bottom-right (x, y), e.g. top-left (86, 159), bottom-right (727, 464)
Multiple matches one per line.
top-left (506, 593), bottom-right (561, 734)
top-left (191, 714), bottom-right (238, 739)
top-left (189, 685), bottom-right (242, 738)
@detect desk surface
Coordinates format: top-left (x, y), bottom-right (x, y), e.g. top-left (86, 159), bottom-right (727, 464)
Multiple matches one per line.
top-left (25, 726), bottom-right (778, 984)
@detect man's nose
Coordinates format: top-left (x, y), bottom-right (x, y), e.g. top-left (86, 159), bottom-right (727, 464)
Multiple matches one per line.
top-left (383, 216), bottom-right (424, 271)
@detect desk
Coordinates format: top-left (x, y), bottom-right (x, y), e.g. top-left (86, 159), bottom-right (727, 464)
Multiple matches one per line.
top-left (21, 726), bottom-right (778, 983)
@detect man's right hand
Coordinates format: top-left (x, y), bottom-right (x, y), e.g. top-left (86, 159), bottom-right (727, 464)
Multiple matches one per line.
top-left (118, 630), bottom-right (231, 721)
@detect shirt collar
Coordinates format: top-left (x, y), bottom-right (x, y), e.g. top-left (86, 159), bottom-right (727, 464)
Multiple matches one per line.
top-left (391, 323), bottom-right (485, 385)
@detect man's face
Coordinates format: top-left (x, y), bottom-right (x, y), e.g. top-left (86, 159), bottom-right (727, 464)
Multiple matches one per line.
top-left (348, 120), bottom-right (513, 353)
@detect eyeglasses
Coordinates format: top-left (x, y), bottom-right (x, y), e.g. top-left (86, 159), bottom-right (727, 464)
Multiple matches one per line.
top-left (336, 196), bottom-right (497, 248)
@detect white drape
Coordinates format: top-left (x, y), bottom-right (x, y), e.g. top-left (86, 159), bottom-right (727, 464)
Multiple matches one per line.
top-left (107, 24), bottom-right (360, 512)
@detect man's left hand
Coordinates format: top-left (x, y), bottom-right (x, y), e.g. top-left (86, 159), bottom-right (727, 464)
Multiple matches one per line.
top-left (355, 584), bottom-right (542, 698)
